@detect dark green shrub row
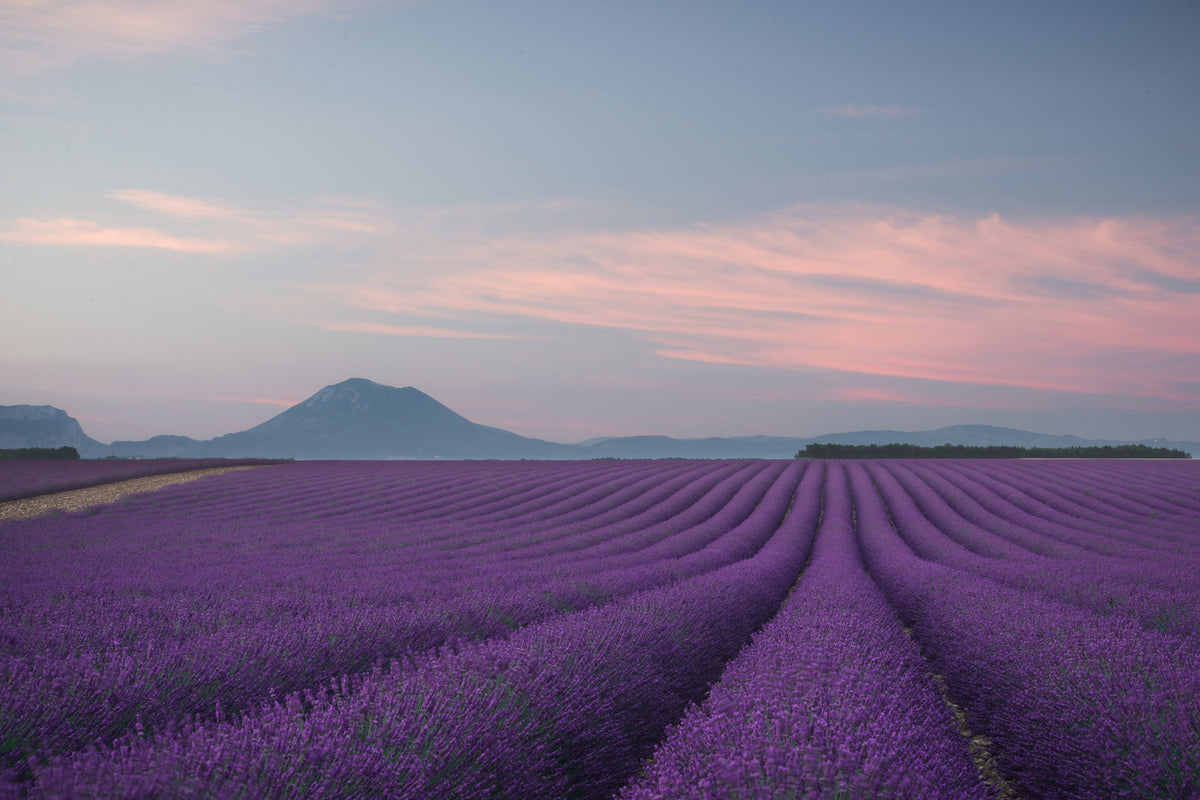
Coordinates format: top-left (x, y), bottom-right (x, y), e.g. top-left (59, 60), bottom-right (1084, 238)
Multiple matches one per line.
top-left (797, 442), bottom-right (1191, 459)
top-left (0, 446), bottom-right (80, 461)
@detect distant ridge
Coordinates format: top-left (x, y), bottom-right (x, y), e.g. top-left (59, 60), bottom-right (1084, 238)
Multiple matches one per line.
top-left (2, 382), bottom-right (1197, 459)
top-left (0, 405), bottom-right (107, 457)
top-left (811, 423), bottom-right (1094, 448)
top-left (204, 378), bottom-right (573, 459)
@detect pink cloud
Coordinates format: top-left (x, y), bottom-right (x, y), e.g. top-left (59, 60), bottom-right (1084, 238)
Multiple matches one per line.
top-left (4, 190), bottom-right (393, 255)
top-left (830, 387), bottom-right (927, 405)
top-left (317, 321), bottom-right (531, 340)
top-left (208, 395), bottom-right (299, 407)
top-left (317, 205), bottom-right (1200, 408)
top-left (305, 214), bottom-right (391, 235)
top-left (0, 216), bottom-right (245, 253)
top-left (107, 189), bottom-right (239, 219)
top-left (0, 0), bottom-right (369, 74)
top-left (651, 348), bottom-right (752, 366)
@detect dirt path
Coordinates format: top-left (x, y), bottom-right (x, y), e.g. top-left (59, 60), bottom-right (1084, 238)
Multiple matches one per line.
top-left (0, 465), bottom-right (262, 521)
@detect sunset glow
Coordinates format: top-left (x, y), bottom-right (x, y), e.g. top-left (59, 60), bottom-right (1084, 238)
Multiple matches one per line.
top-left (2, 1), bottom-right (1197, 443)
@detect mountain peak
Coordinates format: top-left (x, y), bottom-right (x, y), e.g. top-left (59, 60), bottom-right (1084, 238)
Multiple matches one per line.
top-left (0, 404), bottom-right (72, 422)
top-left (329, 377), bottom-right (409, 392)
top-left (0, 404), bottom-right (106, 455)
top-left (254, 380), bottom-right (462, 434)
top-left (201, 379), bottom-right (567, 459)
top-left (299, 378), bottom-right (420, 411)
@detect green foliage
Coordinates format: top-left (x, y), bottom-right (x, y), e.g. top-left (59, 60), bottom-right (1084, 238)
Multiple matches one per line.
top-left (0, 445), bottom-right (80, 460)
top-left (796, 442), bottom-right (1191, 460)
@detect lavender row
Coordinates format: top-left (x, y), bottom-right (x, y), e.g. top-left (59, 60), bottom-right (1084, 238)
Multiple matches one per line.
top-left (23, 464), bottom-right (824, 798)
top-left (979, 459), bottom-right (1200, 522)
top-left (866, 462), bottom-right (1200, 639)
top-left (103, 460), bottom-right (730, 559)
top-left (850, 462), bottom-right (1200, 798)
top-left (1, 461), bottom-right (808, 781)
top-left (922, 460), bottom-right (1200, 565)
top-left (875, 460), bottom-right (1148, 563)
top-left (892, 460), bottom-right (1142, 561)
top-left (619, 462), bottom-right (991, 800)
top-left (1, 460), bottom-right (744, 701)
top-left (926, 460), bottom-right (1199, 556)
top-left (1, 461), bottom-right (767, 652)
top-left (900, 460), bottom-right (1165, 558)
top-left (0, 457), bottom-right (287, 503)
top-left (103, 459), bottom-right (656, 531)
top-left (427, 461), bottom-right (770, 565)
top-left (4, 461), bottom-right (727, 766)
top-left (940, 460), bottom-right (1200, 549)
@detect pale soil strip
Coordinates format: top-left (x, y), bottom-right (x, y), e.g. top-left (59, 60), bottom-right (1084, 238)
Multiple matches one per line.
top-left (0, 465), bottom-right (262, 521)
top-left (901, 625), bottom-right (1019, 800)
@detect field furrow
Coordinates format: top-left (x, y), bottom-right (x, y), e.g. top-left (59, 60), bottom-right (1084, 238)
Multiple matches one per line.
top-left (1, 461), bottom-right (805, 783)
top-left (863, 462), bottom-right (1200, 641)
top-left (850, 462), bottom-right (1200, 799)
top-left (618, 463), bottom-right (992, 800)
top-left (2, 457), bottom-right (1198, 798)
top-left (21, 466), bottom-right (820, 799)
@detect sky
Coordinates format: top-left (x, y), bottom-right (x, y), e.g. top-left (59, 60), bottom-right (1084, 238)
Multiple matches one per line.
top-left (2, 0), bottom-right (1199, 445)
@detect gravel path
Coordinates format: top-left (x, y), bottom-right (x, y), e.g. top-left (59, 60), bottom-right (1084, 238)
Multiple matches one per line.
top-left (0, 465), bottom-right (261, 521)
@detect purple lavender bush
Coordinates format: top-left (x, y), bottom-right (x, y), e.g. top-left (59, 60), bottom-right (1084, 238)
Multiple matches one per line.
top-left (2, 460), bottom-right (807, 793)
top-left (2, 457), bottom-right (1198, 798)
top-left (0, 457), bottom-right (287, 502)
top-left (619, 463), bottom-right (992, 799)
top-left (24, 463), bottom-right (822, 798)
top-left (849, 462), bottom-right (1200, 799)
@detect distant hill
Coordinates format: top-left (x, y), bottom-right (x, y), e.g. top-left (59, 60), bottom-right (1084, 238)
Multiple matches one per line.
top-left (586, 424), bottom-right (1200, 458)
top-left (202, 379), bottom-right (574, 459)
top-left (3, 383), bottom-right (1197, 459)
top-left (582, 435), bottom-right (811, 459)
top-left (813, 424), bottom-right (1200, 457)
top-left (106, 435), bottom-right (206, 459)
top-left (0, 405), bottom-right (107, 457)
top-left (811, 424), bottom-right (1092, 448)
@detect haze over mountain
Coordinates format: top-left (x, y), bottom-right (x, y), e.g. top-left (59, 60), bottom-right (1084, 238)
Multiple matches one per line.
top-left (6, 3), bottom-right (1199, 458)
top-left (3, 379), bottom-right (1197, 459)
top-left (0, 405), bottom-right (107, 456)
top-left (202, 379), bottom-right (573, 459)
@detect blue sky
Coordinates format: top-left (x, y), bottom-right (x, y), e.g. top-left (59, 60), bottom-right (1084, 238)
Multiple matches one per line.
top-left (2, 0), bottom-right (1198, 444)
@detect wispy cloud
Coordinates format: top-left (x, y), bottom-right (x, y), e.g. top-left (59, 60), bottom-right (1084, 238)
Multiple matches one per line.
top-left (0, 216), bottom-right (246, 253)
top-left (821, 104), bottom-right (919, 119)
top-left (12, 187), bottom-right (1197, 411)
top-left (2, 189), bottom-right (391, 253)
top-left (208, 395), bottom-right (299, 407)
top-left (107, 189), bottom-right (239, 219)
top-left (825, 384), bottom-right (1022, 410)
top-left (317, 321), bottom-right (531, 340)
top-left (312, 205), bottom-right (1200, 406)
top-left (0, 0), bottom-right (385, 75)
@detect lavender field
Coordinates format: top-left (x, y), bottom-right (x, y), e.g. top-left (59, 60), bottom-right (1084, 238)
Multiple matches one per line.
top-left (0, 458), bottom-right (286, 503)
top-left (2, 458), bottom-right (1198, 799)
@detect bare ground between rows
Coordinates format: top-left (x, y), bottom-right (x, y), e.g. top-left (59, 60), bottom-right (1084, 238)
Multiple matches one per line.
top-left (0, 466), bottom-right (263, 521)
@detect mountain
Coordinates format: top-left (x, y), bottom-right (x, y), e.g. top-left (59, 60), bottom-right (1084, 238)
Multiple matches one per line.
top-left (106, 435), bottom-right (206, 459)
top-left (813, 424), bottom-right (1200, 454)
top-left (812, 424), bottom-right (1091, 448)
top-left (572, 424), bottom-right (1200, 458)
top-left (203, 378), bottom-right (574, 459)
top-left (3, 383), bottom-right (1197, 459)
top-left (582, 435), bottom-right (811, 459)
top-left (0, 405), bottom-right (107, 457)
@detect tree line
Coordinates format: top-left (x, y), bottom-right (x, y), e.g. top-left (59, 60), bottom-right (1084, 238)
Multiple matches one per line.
top-left (0, 446), bottom-right (81, 460)
top-left (796, 443), bottom-right (1192, 459)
